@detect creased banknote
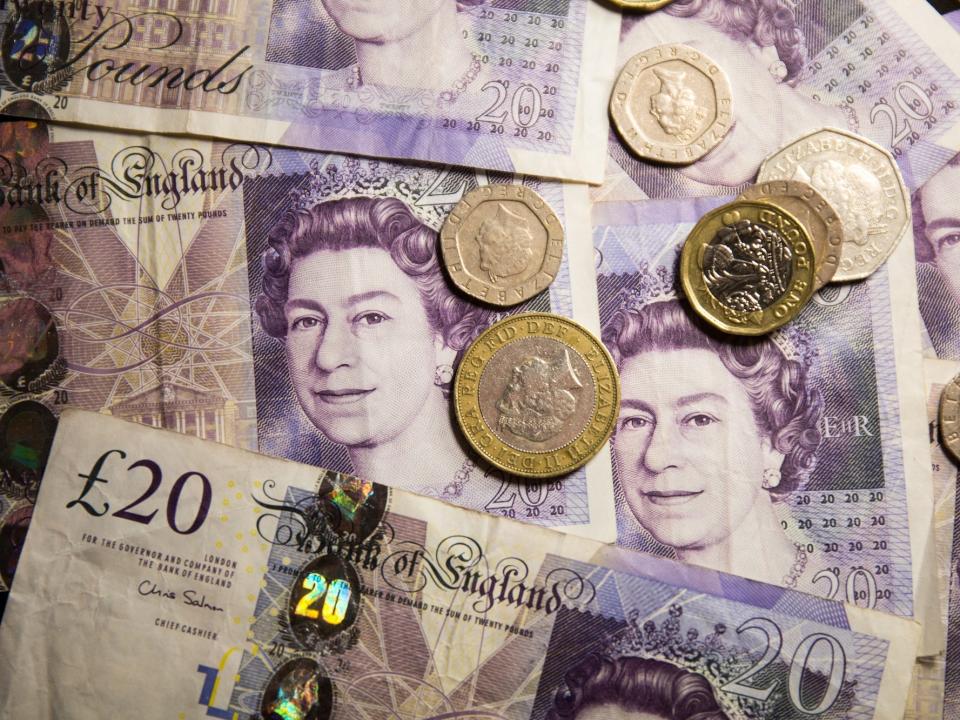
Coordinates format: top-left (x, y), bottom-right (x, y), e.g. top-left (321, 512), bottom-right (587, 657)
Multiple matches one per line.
top-left (595, 0), bottom-right (960, 203)
top-left (902, 358), bottom-right (959, 719)
top-left (0, 116), bottom-right (616, 604)
top-left (590, 197), bottom-right (940, 654)
top-left (0, 409), bottom-right (922, 719)
top-left (0, 0), bottom-right (618, 182)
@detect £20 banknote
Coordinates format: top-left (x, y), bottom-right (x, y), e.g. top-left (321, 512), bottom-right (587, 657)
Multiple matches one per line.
top-left (0, 0), bottom-right (619, 182)
top-left (590, 197), bottom-right (939, 653)
top-left (0, 116), bottom-right (615, 605)
top-left (0, 409), bottom-right (922, 719)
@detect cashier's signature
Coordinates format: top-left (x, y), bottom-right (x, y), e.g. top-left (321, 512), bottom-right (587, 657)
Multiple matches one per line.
top-left (138, 579), bottom-right (224, 614)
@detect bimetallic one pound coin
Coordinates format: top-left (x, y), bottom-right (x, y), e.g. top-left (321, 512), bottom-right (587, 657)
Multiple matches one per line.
top-left (940, 374), bottom-right (960, 464)
top-left (739, 180), bottom-right (843, 289)
top-left (441, 185), bottom-right (563, 307)
top-left (757, 127), bottom-right (909, 282)
top-left (610, 43), bottom-right (733, 165)
top-left (454, 313), bottom-right (620, 479)
top-left (607, 0), bottom-right (675, 9)
top-left (680, 200), bottom-right (817, 336)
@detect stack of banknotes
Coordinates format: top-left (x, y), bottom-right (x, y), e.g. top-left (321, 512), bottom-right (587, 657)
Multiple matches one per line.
top-left (0, 0), bottom-right (959, 718)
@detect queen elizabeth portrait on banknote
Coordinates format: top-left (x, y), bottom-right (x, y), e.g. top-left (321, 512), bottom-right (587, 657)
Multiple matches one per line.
top-left (270, 0), bottom-right (487, 100)
top-left (255, 195), bottom-right (488, 494)
top-left (546, 653), bottom-right (730, 720)
top-left (914, 153), bottom-right (960, 358)
top-left (603, 297), bottom-right (824, 589)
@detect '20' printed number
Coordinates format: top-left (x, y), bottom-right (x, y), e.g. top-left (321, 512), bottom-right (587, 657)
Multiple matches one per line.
top-left (721, 617), bottom-right (846, 715)
top-left (294, 573), bottom-right (352, 626)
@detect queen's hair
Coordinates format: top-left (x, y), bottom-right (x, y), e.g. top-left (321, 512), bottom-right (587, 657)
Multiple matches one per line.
top-left (913, 152), bottom-right (960, 263)
top-left (547, 654), bottom-right (729, 720)
top-left (602, 299), bottom-right (821, 497)
top-left (255, 196), bottom-right (486, 355)
top-left (663, 0), bottom-right (807, 84)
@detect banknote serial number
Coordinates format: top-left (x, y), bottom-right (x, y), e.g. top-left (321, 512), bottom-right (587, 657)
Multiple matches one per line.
top-left (65, 449), bottom-right (212, 535)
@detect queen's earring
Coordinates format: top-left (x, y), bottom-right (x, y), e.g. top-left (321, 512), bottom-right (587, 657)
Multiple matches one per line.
top-left (434, 364), bottom-right (454, 387)
top-left (762, 468), bottom-right (782, 490)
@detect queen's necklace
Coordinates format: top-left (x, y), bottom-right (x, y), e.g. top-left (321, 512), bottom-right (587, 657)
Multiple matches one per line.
top-left (783, 543), bottom-right (809, 588)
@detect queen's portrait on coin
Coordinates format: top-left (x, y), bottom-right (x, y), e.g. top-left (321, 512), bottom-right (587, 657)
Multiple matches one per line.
top-left (476, 204), bottom-right (536, 284)
top-left (255, 196), bottom-right (486, 494)
top-left (317, 0), bottom-right (486, 99)
top-left (618, 0), bottom-right (848, 190)
top-left (914, 154), bottom-right (960, 358)
top-left (603, 298), bottom-right (823, 588)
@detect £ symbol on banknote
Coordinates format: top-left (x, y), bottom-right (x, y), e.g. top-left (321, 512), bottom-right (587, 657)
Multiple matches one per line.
top-left (66, 448), bottom-right (214, 535)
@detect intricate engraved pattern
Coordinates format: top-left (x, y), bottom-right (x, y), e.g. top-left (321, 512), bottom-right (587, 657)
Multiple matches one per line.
top-left (496, 350), bottom-right (583, 443)
top-left (441, 185), bottom-right (564, 307)
top-left (739, 180), bottom-right (843, 290)
top-left (455, 314), bottom-right (618, 478)
top-left (477, 204), bottom-right (536, 283)
top-left (703, 219), bottom-right (793, 312)
top-left (649, 67), bottom-right (706, 141)
top-left (610, 43), bottom-right (733, 166)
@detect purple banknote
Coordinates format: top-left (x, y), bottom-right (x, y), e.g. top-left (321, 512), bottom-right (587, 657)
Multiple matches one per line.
top-left (597, 0), bottom-right (960, 203)
top-left (0, 0), bottom-right (619, 182)
top-left (0, 115), bottom-right (613, 605)
top-left (0, 409), bottom-right (922, 719)
top-left (591, 198), bottom-right (938, 649)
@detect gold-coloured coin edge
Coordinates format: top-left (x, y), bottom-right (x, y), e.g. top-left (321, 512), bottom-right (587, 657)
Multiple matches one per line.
top-left (610, 43), bottom-right (733, 166)
top-left (440, 185), bottom-right (564, 307)
top-left (453, 313), bottom-right (621, 479)
top-left (680, 200), bottom-right (817, 336)
top-left (606, 0), bottom-right (675, 10)
top-left (738, 180), bottom-right (843, 290)
top-left (940, 374), bottom-right (960, 464)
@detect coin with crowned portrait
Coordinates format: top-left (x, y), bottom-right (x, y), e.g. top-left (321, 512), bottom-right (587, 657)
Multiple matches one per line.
top-left (440, 185), bottom-right (563, 307)
top-left (940, 373), bottom-right (960, 465)
top-left (739, 179), bottom-right (843, 290)
top-left (757, 127), bottom-right (910, 282)
top-left (454, 313), bottom-right (620, 479)
top-left (680, 200), bottom-right (817, 336)
top-left (609, 43), bottom-right (733, 165)
top-left (607, 0), bottom-right (675, 9)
